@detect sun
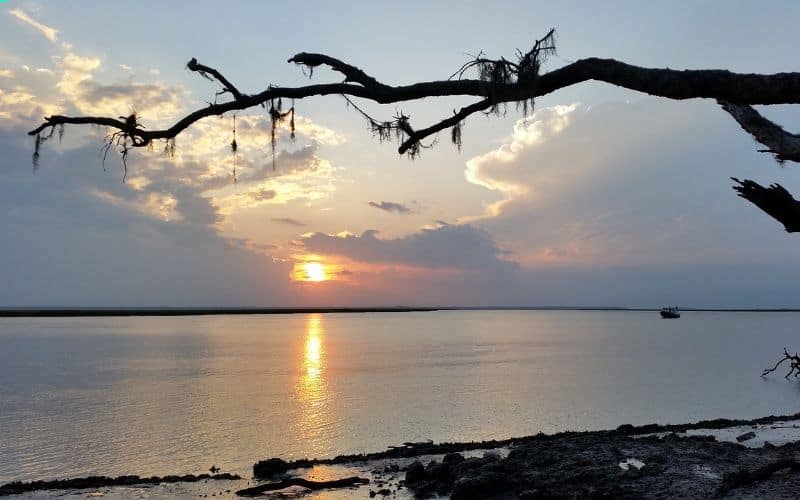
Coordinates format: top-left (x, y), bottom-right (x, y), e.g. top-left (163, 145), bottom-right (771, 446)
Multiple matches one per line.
top-left (303, 262), bottom-right (327, 282)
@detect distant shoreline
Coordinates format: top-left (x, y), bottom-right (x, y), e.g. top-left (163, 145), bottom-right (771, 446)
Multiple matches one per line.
top-left (1, 306), bottom-right (800, 318)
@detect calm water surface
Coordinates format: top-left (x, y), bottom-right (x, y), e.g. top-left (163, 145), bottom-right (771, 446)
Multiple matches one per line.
top-left (1, 310), bottom-right (799, 483)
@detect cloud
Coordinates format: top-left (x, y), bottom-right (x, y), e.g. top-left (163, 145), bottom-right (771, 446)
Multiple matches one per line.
top-left (0, 69), bottom-right (13, 78)
top-left (462, 99), bottom-right (800, 269)
top-left (465, 103), bottom-right (579, 218)
top-left (244, 187), bottom-right (277, 202)
top-left (272, 217), bottom-right (307, 226)
top-left (9, 9), bottom-right (58, 43)
top-left (54, 52), bottom-right (185, 125)
top-left (0, 127), bottom-right (301, 307)
top-left (299, 224), bottom-right (511, 270)
top-left (368, 201), bottom-right (413, 214)
top-left (4, 43), bottom-right (344, 242)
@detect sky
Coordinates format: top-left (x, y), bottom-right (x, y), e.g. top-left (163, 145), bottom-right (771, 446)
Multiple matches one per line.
top-left (1, 0), bottom-right (799, 308)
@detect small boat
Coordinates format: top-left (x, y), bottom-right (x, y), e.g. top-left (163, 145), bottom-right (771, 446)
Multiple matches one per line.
top-left (660, 307), bottom-right (680, 319)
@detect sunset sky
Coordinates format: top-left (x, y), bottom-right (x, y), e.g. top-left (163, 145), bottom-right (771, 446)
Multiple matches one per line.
top-left (1, 1), bottom-right (799, 307)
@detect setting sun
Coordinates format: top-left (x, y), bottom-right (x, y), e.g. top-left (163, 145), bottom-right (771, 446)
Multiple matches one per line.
top-left (305, 262), bottom-right (326, 282)
top-left (299, 262), bottom-right (327, 282)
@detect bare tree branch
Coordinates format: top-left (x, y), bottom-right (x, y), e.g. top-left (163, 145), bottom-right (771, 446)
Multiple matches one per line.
top-left (187, 57), bottom-right (243, 100)
top-left (27, 34), bottom-right (800, 159)
top-left (719, 101), bottom-right (800, 163)
top-left (732, 178), bottom-right (800, 232)
top-left (398, 99), bottom-right (493, 154)
top-left (288, 53), bottom-right (385, 88)
top-left (762, 347), bottom-right (800, 378)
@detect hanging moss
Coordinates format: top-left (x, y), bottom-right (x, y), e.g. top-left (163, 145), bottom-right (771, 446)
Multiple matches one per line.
top-left (451, 121), bottom-right (463, 151)
top-left (32, 133), bottom-right (41, 170)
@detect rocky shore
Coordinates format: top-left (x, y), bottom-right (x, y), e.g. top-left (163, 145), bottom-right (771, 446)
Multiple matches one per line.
top-left (4, 413), bottom-right (800, 498)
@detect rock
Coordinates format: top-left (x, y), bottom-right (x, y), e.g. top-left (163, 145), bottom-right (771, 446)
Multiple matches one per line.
top-left (450, 455), bottom-right (499, 479)
top-left (736, 431), bottom-right (757, 442)
top-left (443, 452), bottom-right (465, 465)
top-left (252, 458), bottom-right (289, 478)
top-left (404, 461), bottom-right (426, 484)
top-left (425, 461), bottom-right (451, 482)
top-left (450, 471), bottom-right (516, 500)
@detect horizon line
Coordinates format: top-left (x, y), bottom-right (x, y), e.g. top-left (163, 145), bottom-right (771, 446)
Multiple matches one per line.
top-left (2, 306), bottom-right (800, 318)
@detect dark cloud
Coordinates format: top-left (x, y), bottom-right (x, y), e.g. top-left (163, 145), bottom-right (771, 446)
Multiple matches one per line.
top-left (368, 201), bottom-right (412, 214)
top-left (235, 144), bottom-right (322, 185)
top-left (300, 224), bottom-right (512, 270)
top-left (271, 217), bottom-right (307, 226)
top-left (0, 127), bottom-right (297, 307)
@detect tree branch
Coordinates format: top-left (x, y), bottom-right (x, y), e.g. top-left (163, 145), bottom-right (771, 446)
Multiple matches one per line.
top-left (398, 99), bottom-right (493, 154)
top-left (186, 57), bottom-right (242, 100)
top-left (732, 178), bottom-right (800, 232)
top-left (288, 53), bottom-right (385, 89)
top-left (718, 101), bottom-right (800, 163)
top-left (28, 46), bottom-right (800, 158)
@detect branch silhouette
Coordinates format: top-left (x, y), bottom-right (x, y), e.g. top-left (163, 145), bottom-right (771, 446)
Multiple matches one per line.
top-left (26, 30), bottom-right (800, 231)
top-left (28, 30), bottom-right (800, 157)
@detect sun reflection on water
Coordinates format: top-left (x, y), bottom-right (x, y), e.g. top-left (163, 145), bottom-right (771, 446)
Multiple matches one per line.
top-left (294, 314), bottom-right (334, 455)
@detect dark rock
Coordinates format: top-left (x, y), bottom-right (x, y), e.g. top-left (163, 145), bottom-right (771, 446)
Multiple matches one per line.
top-left (736, 431), bottom-right (757, 442)
top-left (424, 460), bottom-right (451, 482)
top-left (404, 461), bottom-right (426, 484)
top-left (450, 454), bottom-right (500, 478)
top-left (0, 473), bottom-right (241, 496)
top-left (252, 458), bottom-right (289, 478)
top-left (450, 471), bottom-right (517, 500)
top-left (443, 452), bottom-right (465, 465)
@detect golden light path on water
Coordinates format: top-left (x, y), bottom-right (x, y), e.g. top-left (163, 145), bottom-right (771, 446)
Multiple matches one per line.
top-left (293, 314), bottom-right (335, 458)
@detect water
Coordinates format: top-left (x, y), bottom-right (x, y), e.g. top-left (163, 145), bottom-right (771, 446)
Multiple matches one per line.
top-left (1, 310), bottom-right (799, 483)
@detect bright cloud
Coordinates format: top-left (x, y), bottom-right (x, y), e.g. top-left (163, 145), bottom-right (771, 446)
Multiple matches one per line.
top-left (463, 99), bottom-right (800, 269)
top-left (9, 9), bottom-right (58, 43)
top-left (465, 103), bottom-right (580, 218)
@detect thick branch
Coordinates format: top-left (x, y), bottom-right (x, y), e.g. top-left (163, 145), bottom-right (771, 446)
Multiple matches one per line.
top-left (28, 52), bottom-right (800, 157)
top-left (719, 101), bottom-right (800, 162)
top-left (732, 178), bottom-right (800, 232)
top-left (536, 58), bottom-right (800, 104)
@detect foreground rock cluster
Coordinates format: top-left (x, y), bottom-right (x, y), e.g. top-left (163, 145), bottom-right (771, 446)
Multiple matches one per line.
top-left (403, 432), bottom-right (800, 499)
